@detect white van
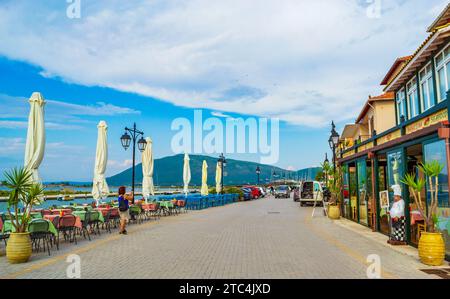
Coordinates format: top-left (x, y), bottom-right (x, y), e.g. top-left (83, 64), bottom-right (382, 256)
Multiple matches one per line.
top-left (299, 181), bottom-right (323, 206)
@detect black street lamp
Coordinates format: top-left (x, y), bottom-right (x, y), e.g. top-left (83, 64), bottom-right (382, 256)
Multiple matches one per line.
top-left (218, 153), bottom-right (227, 194)
top-left (120, 122), bottom-right (146, 202)
top-left (328, 121), bottom-right (340, 187)
top-left (256, 166), bottom-right (261, 185)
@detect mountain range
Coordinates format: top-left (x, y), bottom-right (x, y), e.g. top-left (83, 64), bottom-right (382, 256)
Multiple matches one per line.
top-left (106, 154), bottom-right (320, 186)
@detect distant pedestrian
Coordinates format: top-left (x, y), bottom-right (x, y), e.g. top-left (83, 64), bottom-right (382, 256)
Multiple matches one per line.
top-left (118, 186), bottom-right (133, 235)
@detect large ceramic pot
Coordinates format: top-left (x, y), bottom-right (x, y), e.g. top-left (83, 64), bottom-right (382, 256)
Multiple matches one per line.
top-left (328, 205), bottom-right (340, 220)
top-left (418, 232), bottom-right (445, 266)
top-left (6, 232), bottom-right (32, 264)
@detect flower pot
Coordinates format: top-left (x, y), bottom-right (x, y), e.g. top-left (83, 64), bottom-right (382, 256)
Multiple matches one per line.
top-left (418, 232), bottom-right (445, 266)
top-left (328, 205), bottom-right (340, 220)
top-left (6, 232), bottom-right (32, 264)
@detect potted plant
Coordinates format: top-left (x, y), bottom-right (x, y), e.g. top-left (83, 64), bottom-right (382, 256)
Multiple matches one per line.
top-left (401, 161), bottom-right (446, 266)
top-left (326, 165), bottom-right (341, 220)
top-left (4, 167), bottom-right (44, 264)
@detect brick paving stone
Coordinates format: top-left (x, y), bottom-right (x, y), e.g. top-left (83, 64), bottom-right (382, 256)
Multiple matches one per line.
top-left (0, 196), bottom-right (438, 279)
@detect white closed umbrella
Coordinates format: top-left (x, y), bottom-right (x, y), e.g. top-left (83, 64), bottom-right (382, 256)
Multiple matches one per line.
top-left (183, 153), bottom-right (191, 196)
top-left (24, 92), bottom-right (46, 183)
top-left (92, 121), bottom-right (110, 206)
top-left (215, 162), bottom-right (222, 194)
top-left (142, 137), bottom-right (155, 203)
top-left (200, 160), bottom-right (209, 196)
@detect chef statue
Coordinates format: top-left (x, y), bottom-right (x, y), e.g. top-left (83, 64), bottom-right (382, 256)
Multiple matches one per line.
top-left (387, 184), bottom-right (407, 245)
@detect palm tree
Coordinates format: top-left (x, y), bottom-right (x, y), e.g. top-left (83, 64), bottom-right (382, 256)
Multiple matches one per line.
top-left (401, 161), bottom-right (444, 233)
top-left (3, 167), bottom-right (44, 232)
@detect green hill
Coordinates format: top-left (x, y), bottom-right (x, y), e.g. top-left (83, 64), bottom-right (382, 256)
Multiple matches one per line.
top-left (106, 154), bottom-right (299, 186)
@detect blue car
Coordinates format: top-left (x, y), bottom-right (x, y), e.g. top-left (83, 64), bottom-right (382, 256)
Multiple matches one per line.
top-left (241, 188), bottom-right (253, 201)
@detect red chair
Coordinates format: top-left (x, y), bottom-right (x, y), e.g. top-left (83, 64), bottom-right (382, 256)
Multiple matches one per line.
top-left (57, 215), bottom-right (77, 246)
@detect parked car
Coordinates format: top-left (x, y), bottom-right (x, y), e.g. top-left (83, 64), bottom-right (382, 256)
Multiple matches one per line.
top-left (274, 185), bottom-right (290, 198)
top-left (299, 180), bottom-right (323, 206)
top-left (243, 186), bottom-right (262, 199)
top-left (241, 188), bottom-right (253, 201)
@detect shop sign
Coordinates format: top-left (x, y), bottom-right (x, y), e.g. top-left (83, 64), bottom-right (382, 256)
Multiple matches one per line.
top-left (359, 142), bottom-right (373, 152)
top-left (405, 109), bottom-right (448, 135)
top-left (342, 150), bottom-right (355, 158)
top-left (377, 129), bottom-right (401, 145)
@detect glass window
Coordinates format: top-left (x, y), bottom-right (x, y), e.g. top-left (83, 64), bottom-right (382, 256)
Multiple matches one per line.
top-left (387, 150), bottom-right (404, 205)
top-left (435, 44), bottom-right (450, 101)
top-left (423, 140), bottom-right (449, 257)
top-left (357, 160), bottom-right (368, 225)
top-left (407, 79), bottom-right (419, 118)
top-left (396, 88), bottom-right (406, 123)
top-left (419, 63), bottom-right (435, 111)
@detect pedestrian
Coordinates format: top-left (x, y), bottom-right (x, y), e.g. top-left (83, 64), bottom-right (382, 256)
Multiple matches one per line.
top-left (118, 186), bottom-right (133, 235)
top-left (387, 184), bottom-right (406, 245)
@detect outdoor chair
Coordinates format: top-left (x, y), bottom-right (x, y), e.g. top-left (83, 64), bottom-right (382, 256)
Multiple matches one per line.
top-left (101, 210), bottom-right (113, 233)
top-left (0, 218), bottom-right (9, 247)
top-left (109, 208), bottom-right (120, 228)
top-left (28, 219), bottom-right (52, 256)
top-left (129, 206), bottom-right (144, 224)
top-left (177, 200), bottom-right (187, 213)
top-left (147, 203), bottom-right (160, 220)
top-left (57, 215), bottom-right (77, 246)
top-left (88, 211), bottom-right (102, 236)
top-left (49, 215), bottom-right (60, 249)
top-left (41, 210), bottom-right (52, 217)
top-left (79, 211), bottom-right (92, 241)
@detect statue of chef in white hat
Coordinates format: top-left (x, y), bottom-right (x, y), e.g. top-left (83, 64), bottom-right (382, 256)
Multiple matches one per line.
top-left (387, 184), bottom-right (407, 245)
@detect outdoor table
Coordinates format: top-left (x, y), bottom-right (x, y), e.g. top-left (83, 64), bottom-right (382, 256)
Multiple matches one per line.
top-left (30, 212), bottom-right (43, 219)
top-left (95, 207), bottom-right (115, 217)
top-left (2, 219), bottom-right (58, 236)
top-left (74, 206), bottom-right (93, 211)
top-left (411, 211), bottom-right (424, 225)
top-left (158, 201), bottom-right (174, 209)
top-left (43, 214), bottom-right (83, 229)
top-left (140, 203), bottom-right (157, 211)
top-left (72, 210), bottom-right (105, 223)
top-left (50, 209), bottom-right (73, 215)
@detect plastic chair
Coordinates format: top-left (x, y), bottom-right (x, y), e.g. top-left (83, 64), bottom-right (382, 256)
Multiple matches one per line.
top-left (58, 215), bottom-right (77, 245)
top-left (28, 219), bottom-right (52, 255)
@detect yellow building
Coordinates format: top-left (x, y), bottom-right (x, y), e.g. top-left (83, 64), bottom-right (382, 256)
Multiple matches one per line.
top-left (337, 4), bottom-right (450, 260)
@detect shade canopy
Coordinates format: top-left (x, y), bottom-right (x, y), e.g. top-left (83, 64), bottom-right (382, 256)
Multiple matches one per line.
top-left (92, 121), bottom-right (110, 203)
top-left (215, 162), bottom-right (222, 194)
top-left (200, 160), bottom-right (208, 196)
top-left (183, 153), bottom-right (191, 195)
top-left (142, 137), bottom-right (155, 201)
top-left (24, 92), bottom-right (46, 183)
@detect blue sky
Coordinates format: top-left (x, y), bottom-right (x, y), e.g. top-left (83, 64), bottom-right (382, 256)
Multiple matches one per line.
top-left (0, 0), bottom-right (448, 181)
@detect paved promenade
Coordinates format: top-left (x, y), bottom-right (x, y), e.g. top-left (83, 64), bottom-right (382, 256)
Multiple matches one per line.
top-left (0, 196), bottom-right (444, 279)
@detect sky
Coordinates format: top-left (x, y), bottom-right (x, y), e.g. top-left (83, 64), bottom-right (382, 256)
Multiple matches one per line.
top-left (0, 0), bottom-right (448, 182)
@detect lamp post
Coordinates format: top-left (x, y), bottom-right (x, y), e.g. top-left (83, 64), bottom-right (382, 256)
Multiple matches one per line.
top-left (328, 121), bottom-right (340, 188)
top-left (324, 153), bottom-right (329, 186)
top-left (120, 123), bottom-right (147, 203)
top-left (218, 153), bottom-right (227, 194)
top-left (256, 166), bottom-right (261, 185)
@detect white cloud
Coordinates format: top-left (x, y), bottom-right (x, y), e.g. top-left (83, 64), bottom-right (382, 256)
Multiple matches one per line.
top-left (107, 159), bottom-right (133, 172)
top-left (211, 111), bottom-right (233, 118)
top-left (0, 0), bottom-right (448, 127)
top-left (0, 137), bottom-right (25, 156)
top-left (0, 93), bottom-right (140, 130)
